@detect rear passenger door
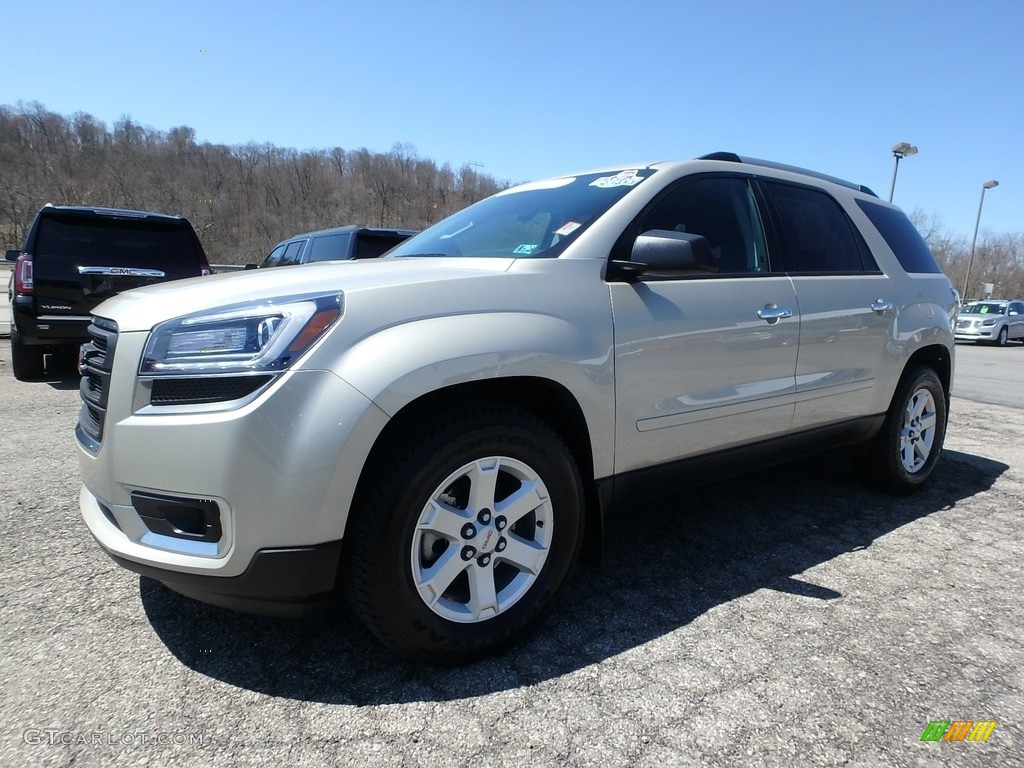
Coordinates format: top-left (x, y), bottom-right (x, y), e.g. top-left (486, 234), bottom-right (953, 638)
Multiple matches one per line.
top-left (758, 180), bottom-right (895, 430)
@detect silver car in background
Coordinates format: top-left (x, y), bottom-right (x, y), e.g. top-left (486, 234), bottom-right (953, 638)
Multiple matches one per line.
top-left (955, 299), bottom-right (1024, 345)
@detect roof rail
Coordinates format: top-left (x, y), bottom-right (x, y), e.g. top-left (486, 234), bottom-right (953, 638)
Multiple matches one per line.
top-left (696, 152), bottom-right (878, 197)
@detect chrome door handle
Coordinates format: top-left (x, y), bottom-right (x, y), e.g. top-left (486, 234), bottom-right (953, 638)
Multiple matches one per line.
top-left (870, 299), bottom-right (895, 314)
top-left (757, 304), bottom-right (793, 324)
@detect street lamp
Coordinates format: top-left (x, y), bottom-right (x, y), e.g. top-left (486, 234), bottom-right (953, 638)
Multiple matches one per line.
top-left (888, 142), bottom-right (918, 202)
top-left (962, 180), bottom-right (999, 300)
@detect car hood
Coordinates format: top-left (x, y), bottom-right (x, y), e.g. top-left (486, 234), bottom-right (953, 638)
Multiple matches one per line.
top-left (92, 258), bottom-right (515, 332)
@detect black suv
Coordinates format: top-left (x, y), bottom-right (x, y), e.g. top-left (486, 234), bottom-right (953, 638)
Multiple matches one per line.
top-left (6, 205), bottom-right (212, 380)
top-left (259, 225), bottom-right (416, 268)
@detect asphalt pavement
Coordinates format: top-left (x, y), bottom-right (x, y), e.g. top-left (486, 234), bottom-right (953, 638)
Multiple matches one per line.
top-left (0, 343), bottom-right (1021, 767)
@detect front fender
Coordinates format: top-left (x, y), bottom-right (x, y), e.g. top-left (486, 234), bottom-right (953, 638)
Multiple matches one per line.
top-left (331, 312), bottom-right (616, 478)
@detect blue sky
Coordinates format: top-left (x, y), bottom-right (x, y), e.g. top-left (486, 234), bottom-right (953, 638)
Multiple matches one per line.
top-left (3, 0), bottom-right (1022, 238)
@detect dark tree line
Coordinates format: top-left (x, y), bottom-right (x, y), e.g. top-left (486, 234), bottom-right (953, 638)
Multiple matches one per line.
top-left (0, 102), bottom-right (505, 264)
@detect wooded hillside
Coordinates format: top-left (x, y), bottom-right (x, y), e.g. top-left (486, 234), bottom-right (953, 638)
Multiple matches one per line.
top-left (0, 102), bottom-right (505, 264)
top-left (1, 101), bottom-right (1022, 298)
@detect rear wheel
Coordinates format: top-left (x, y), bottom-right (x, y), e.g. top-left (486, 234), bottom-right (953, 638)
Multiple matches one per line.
top-left (861, 366), bottom-right (946, 494)
top-left (10, 327), bottom-right (45, 381)
top-left (344, 404), bottom-right (584, 663)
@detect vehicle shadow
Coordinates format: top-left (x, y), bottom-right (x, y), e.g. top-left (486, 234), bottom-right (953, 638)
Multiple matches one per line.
top-left (140, 448), bottom-right (1007, 705)
top-left (45, 373), bottom-right (81, 390)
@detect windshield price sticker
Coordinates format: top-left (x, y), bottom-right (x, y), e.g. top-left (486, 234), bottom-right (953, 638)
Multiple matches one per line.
top-left (590, 170), bottom-right (644, 188)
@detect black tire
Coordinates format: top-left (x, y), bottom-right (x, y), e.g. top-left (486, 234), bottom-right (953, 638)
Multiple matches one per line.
top-left (995, 326), bottom-right (1008, 347)
top-left (862, 366), bottom-right (947, 494)
top-left (10, 327), bottom-right (45, 381)
top-left (343, 404), bottom-right (584, 663)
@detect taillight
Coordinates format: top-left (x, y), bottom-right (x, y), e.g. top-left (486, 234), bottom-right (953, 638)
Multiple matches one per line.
top-left (13, 254), bottom-right (33, 295)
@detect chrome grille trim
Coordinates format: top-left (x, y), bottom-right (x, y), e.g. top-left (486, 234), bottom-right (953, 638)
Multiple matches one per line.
top-left (77, 318), bottom-right (119, 448)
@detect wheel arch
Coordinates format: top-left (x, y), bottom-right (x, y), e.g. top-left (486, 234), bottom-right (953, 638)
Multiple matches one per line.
top-left (904, 343), bottom-right (952, 406)
top-left (349, 376), bottom-right (605, 564)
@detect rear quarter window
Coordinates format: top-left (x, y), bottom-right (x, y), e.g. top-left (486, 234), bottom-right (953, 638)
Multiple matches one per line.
top-left (354, 233), bottom-right (409, 259)
top-left (855, 200), bottom-right (942, 274)
top-left (307, 233), bottom-right (353, 262)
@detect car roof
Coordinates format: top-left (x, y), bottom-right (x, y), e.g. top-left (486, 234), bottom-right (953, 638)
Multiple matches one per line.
top-left (39, 205), bottom-right (185, 222)
top-left (512, 153), bottom-right (877, 199)
top-left (273, 225), bottom-right (418, 247)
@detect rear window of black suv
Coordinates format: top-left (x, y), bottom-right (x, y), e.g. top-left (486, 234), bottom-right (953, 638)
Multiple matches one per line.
top-left (35, 214), bottom-right (203, 273)
top-left (856, 199), bottom-right (942, 274)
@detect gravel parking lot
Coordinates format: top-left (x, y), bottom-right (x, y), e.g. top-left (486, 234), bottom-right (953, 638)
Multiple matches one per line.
top-left (1, 343), bottom-right (1021, 767)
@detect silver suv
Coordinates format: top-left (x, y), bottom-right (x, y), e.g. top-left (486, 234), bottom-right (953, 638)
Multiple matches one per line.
top-left (954, 299), bottom-right (1024, 345)
top-left (76, 154), bottom-right (957, 662)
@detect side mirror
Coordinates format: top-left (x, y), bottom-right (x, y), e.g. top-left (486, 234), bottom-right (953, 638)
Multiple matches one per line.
top-left (5, 249), bottom-right (20, 262)
top-left (612, 230), bottom-right (716, 277)
top-left (244, 263), bottom-right (259, 270)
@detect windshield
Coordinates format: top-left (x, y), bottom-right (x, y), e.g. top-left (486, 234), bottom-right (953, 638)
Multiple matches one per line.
top-left (387, 169), bottom-right (654, 259)
top-left (962, 302), bottom-right (1007, 315)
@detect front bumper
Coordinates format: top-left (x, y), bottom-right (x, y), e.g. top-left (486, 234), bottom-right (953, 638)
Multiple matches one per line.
top-left (102, 539), bottom-right (344, 616)
top-left (77, 331), bottom-right (390, 610)
top-left (954, 326), bottom-right (999, 342)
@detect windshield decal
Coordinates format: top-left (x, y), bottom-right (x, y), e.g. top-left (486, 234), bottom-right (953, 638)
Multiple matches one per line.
top-left (513, 244), bottom-right (538, 255)
top-left (555, 221), bottom-right (582, 237)
top-left (589, 170), bottom-right (644, 189)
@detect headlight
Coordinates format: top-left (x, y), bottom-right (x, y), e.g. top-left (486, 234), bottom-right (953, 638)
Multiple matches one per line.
top-left (141, 293), bottom-right (343, 375)
top-left (981, 318), bottom-right (997, 326)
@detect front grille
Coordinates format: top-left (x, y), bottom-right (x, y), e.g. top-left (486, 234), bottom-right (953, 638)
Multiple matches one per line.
top-left (150, 375), bottom-right (273, 405)
top-left (78, 318), bottom-right (118, 447)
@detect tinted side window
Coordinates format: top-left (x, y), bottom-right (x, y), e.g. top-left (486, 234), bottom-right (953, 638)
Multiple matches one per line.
top-left (281, 240), bottom-right (305, 266)
top-left (631, 177), bottom-right (769, 273)
top-left (856, 199), bottom-right (942, 274)
top-left (354, 233), bottom-right (408, 259)
top-left (307, 234), bottom-right (352, 262)
top-left (261, 244), bottom-right (287, 268)
top-left (762, 182), bottom-right (869, 273)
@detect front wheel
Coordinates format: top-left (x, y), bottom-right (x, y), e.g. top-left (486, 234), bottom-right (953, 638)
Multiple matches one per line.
top-left (861, 366), bottom-right (947, 494)
top-left (995, 326), bottom-right (1009, 346)
top-left (344, 405), bottom-right (584, 663)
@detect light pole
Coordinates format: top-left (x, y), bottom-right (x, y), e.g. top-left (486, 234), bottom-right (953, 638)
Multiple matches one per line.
top-left (888, 142), bottom-right (918, 202)
top-left (962, 180), bottom-right (999, 301)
